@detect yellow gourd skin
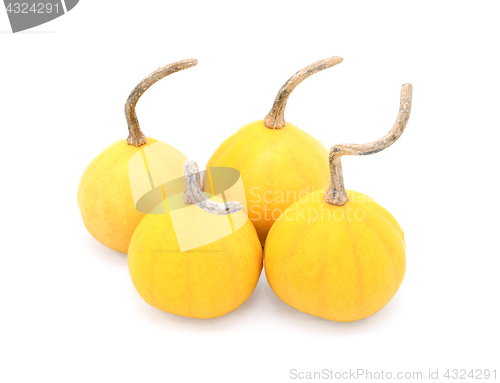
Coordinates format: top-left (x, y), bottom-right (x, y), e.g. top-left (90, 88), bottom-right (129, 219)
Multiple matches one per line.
top-left (205, 120), bottom-right (329, 246)
top-left (264, 189), bottom-right (406, 322)
top-left (128, 197), bottom-right (263, 319)
top-left (77, 138), bottom-right (186, 253)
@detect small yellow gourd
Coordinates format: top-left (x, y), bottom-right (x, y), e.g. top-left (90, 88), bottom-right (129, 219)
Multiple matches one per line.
top-left (77, 59), bottom-right (196, 253)
top-left (128, 161), bottom-right (263, 319)
top-left (205, 57), bottom-right (343, 246)
top-left (265, 84), bottom-right (413, 322)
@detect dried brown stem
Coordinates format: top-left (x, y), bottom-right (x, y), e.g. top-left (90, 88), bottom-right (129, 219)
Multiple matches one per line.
top-left (263, 56), bottom-right (343, 130)
top-left (324, 83), bottom-right (413, 206)
top-left (183, 160), bottom-right (203, 205)
top-left (125, 58), bottom-right (198, 146)
top-left (183, 160), bottom-right (242, 215)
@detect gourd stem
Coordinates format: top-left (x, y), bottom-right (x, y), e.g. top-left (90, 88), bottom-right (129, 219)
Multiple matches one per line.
top-left (183, 161), bottom-right (203, 205)
top-left (183, 160), bottom-right (243, 215)
top-left (263, 56), bottom-right (343, 130)
top-left (324, 83), bottom-right (413, 206)
top-left (125, 58), bottom-right (198, 147)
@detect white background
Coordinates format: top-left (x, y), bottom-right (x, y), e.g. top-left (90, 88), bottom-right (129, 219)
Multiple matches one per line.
top-left (1, 1), bottom-right (499, 382)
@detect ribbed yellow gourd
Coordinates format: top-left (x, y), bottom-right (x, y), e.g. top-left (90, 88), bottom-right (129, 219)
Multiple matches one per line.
top-left (265, 190), bottom-right (405, 322)
top-left (206, 120), bottom-right (329, 245)
top-left (264, 83), bottom-right (413, 322)
top-left (77, 59), bottom-right (196, 253)
top-left (128, 162), bottom-right (263, 319)
top-left (206, 57), bottom-right (343, 246)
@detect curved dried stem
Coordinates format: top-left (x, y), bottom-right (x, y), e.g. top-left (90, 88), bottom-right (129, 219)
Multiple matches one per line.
top-left (324, 83), bottom-right (413, 206)
top-left (183, 160), bottom-right (243, 215)
top-left (125, 58), bottom-right (198, 147)
top-left (263, 56), bottom-right (343, 129)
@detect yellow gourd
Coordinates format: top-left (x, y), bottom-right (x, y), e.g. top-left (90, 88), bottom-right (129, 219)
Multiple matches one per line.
top-left (77, 59), bottom-right (196, 253)
top-left (205, 57), bottom-right (343, 246)
top-left (265, 84), bottom-right (413, 322)
top-left (128, 161), bottom-right (263, 319)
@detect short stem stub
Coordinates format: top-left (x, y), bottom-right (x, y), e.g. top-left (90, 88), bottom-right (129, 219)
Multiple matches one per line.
top-left (263, 56), bottom-right (343, 130)
top-left (324, 83), bottom-right (413, 206)
top-left (125, 58), bottom-right (198, 147)
top-left (183, 160), bottom-right (243, 215)
top-left (183, 161), bottom-right (203, 205)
